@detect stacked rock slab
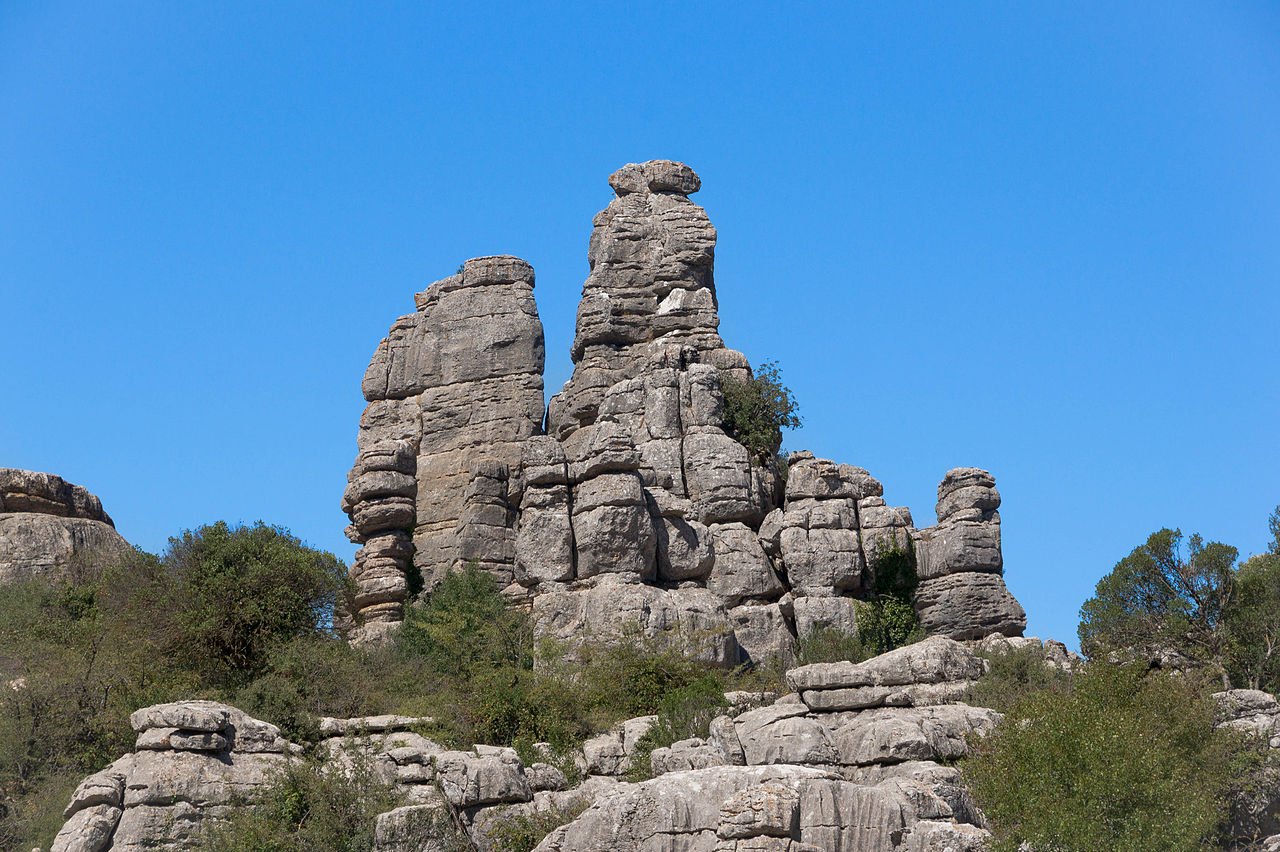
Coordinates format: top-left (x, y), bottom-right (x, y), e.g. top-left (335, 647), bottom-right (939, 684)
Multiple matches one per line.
top-left (546, 159), bottom-right (751, 440)
top-left (530, 637), bottom-right (1001, 851)
top-left (525, 162), bottom-right (781, 661)
top-left (0, 469), bottom-right (132, 584)
top-left (912, 468), bottom-right (1026, 640)
top-left (51, 701), bottom-right (294, 852)
top-left (343, 256), bottom-right (545, 642)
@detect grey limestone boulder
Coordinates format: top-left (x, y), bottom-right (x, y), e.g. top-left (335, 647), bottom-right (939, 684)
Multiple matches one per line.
top-left (832, 705), bottom-right (1001, 766)
top-left (788, 636), bottom-right (985, 712)
top-left (729, 603), bottom-right (797, 667)
top-left (531, 579), bottom-right (739, 667)
top-left (911, 468), bottom-right (1024, 642)
top-left (707, 523), bottom-right (784, 606)
top-left (0, 469), bottom-right (132, 585)
top-left (531, 765), bottom-right (831, 851)
top-left (52, 701), bottom-right (296, 852)
top-left (434, 750), bottom-right (532, 808)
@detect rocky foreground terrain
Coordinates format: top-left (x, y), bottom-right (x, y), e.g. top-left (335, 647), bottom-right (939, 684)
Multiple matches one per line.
top-left (46, 638), bottom-right (1025, 851)
top-left (43, 636), bottom-right (1280, 851)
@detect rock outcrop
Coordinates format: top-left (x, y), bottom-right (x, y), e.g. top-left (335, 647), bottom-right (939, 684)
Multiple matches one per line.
top-left (0, 469), bottom-right (132, 584)
top-left (912, 469), bottom-right (1025, 640)
top-left (51, 701), bottom-right (295, 852)
top-left (341, 161), bottom-right (1027, 655)
top-left (342, 256), bottom-right (545, 642)
top-left (50, 641), bottom-right (1005, 852)
top-left (531, 637), bottom-right (999, 851)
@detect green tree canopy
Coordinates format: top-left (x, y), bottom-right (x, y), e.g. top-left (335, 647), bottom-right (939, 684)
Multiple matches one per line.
top-left (720, 360), bottom-right (801, 461)
top-left (1079, 528), bottom-right (1238, 682)
top-left (1080, 506), bottom-right (1280, 693)
top-left (164, 521), bottom-right (348, 687)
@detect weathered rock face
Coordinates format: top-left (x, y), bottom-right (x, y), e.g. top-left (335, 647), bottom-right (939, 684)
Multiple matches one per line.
top-left (547, 160), bottom-right (738, 441)
top-left (531, 638), bottom-right (1002, 851)
top-left (912, 469), bottom-right (1026, 641)
top-left (0, 469), bottom-right (132, 584)
top-left (341, 162), bottom-right (1027, 657)
top-left (342, 256), bottom-right (545, 642)
top-left (51, 701), bottom-right (294, 852)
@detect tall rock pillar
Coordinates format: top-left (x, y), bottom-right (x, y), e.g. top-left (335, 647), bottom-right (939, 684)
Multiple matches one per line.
top-left (343, 256), bottom-right (545, 642)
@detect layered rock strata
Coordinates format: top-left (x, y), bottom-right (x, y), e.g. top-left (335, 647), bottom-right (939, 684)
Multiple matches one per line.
top-left (341, 161), bottom-right (1027, 654)
top-left (342, 256), bottom-right (545, 642)
top-left (531, 637), bottom-right (1001, 851)
top-left (51, 701), bottom-right (295, 852)
top-left (0, 468), bottom-right (132, 584)
top-left (912, 469), bottom-right (1026, 640)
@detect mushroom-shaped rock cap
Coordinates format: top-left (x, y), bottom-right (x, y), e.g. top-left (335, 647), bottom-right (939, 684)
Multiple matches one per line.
top-left (460, 255), bottom-right (535, 287)
top-left (608, 160), bottom-right (701, 197)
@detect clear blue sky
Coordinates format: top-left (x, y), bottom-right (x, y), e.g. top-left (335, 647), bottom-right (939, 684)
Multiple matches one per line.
top-left (3, 2), bottom-right (1277, 650)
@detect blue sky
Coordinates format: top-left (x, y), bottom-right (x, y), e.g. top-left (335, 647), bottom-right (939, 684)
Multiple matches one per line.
top-left (3, 2), bottom-right (1277, 649)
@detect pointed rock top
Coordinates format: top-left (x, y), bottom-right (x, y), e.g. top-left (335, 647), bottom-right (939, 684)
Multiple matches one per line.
top-left (608, 160), bottom-right (701, 197)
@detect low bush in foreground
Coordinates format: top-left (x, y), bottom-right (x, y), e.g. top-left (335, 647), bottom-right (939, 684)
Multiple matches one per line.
top-left (484, 800), bottom-right (590, 852)
top-left (965, 661), bottom-right (1257, 852)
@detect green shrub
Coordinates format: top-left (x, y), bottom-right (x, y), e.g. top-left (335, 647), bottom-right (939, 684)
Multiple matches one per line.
top-left (792, 542), bottom-right (924, 669)
top-left (966, 645), bottom-right (1070, 714)
top-left (396, 563), bottom-right (530, 677)
top-left (795, 624), bottom-right (875, 666)
top-left (627, 673), bottom-right (728, 781)
top-left (577, 639), bottom-right (720, 722)
top-left (720, 360), bottom-right (801, 461)
top-left (198, 749), bottom-right (404, 852)
top-left (965, 662), bottom-right (1251, 852)
top-left (484, 800), bottom-right (589, 852)
top-left (858, 540), bottom-right (923, 657)
top-left (165, 521), bottom-right (348, 688)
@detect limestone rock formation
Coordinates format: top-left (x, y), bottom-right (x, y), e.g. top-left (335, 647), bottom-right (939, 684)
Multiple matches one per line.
top-left (912, 469), bottom-right (1026, 641)
top-left (341, 162), bottom-right (1028, 656)
top-left (342, 256), bottom-right (545, 642)
top-left (528, 638), bottom-right (1001, 851)
top-left (0, 469), bottom-right (132, 584)
top-left (51, 701), bottom-right (294, 852)
top-left (50, 641), bottom-right (1005, 851)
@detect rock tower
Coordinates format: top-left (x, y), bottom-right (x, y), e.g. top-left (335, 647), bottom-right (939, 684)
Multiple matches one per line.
top-left (342, 161), bottom-right (1026, 652)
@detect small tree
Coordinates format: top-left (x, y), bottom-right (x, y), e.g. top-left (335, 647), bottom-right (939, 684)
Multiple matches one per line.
top-left (1079, 528), bottom-right (1237, 685)
top-left (165, 521), bottom-right (347, 688)
top-left (1225, 508), bottom-right (1280, 693)
top-left (720, 360), bottom-right (801, 461)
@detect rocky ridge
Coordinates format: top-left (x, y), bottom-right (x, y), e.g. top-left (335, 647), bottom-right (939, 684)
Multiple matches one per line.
top-left (341, 160), bottom-right (1026, 657)
top-left (0, 468), bottom-right (132, 585)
